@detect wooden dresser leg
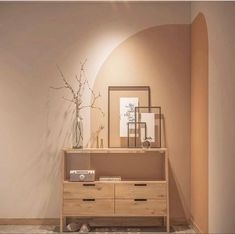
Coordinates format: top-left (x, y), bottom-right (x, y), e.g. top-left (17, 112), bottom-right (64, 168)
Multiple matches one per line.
top-left (163, 216), bottom-right (166, 226)
top-left (166, 215), bottom-right (170, 233)
top-left (60, 215), bottom-right (63, 233)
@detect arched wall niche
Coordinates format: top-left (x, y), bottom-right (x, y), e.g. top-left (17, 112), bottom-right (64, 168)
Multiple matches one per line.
top-left (91, 24), bottom-right (191, 220)
top-left (191, 12), bottom-right (209, 233)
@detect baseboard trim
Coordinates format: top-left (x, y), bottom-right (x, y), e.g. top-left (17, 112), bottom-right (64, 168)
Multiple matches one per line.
top-left (189, 218), bottom-right (203, 234)
top-left (0, 219), bottom-right (59, 225)
top-left (0, 218), bottom-right (162, 226)
top-left (0, 217), bottom-right (191, 227)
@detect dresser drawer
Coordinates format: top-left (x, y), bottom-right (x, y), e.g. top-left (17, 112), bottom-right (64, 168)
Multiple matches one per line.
top-left (64, 182), bottom-right (114, 199)
top-left (63, 199), bottom-right (114, 216)
top-left (115, 199), bottom-right (167, 216)
top-left (115, 182), bottom-right (166, 199)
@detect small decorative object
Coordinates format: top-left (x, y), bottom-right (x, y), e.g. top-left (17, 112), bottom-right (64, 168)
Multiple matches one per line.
top-left (96, 136), bottom-right (99, 148)
top-left (67, 222), bottom-right (80, 232)
top-left (87, 125), bottom-right (104, 148)
top-left (127, 122), bottom-right (147, 148)
top-left (100, 138), bottom-right (104, 148)
top-left (70, 170), bottom-right (95, 182)
top-left (108, 86), bottom-right (150, 148)
top-left (79, 223), bottom-right (91, 233)
top-left (51, 59), bottom-right (104, 149)
top-left (142, 137), bottom-right (152, 149)
top-left (135, 106), bottom-right (161, 148)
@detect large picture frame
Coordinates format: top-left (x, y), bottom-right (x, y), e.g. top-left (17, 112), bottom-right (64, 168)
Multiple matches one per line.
top-left (108, 86), bottom-right (151, 148)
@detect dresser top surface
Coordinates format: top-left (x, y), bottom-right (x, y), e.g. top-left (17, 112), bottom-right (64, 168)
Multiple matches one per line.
top-left (63, 147), bottom-right (167, 154)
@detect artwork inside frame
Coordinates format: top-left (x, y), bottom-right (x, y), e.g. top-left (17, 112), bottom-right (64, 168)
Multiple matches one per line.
top-left (120, 97), bottom-right (139, 138)
top-left (127, 122), bottom-right (147, 148)
top-left (108, 86), bottom-right (151, 148)
top-left (135, 106), bottom-right (161, 148)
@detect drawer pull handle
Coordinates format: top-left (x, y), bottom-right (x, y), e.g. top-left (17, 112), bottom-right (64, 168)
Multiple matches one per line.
top-left (134, 183), bottom-right (147, 186)
top-left (134, 199), bottom-right (147, 201)
top-left (83, 199), bottom-right (95, 201)
top-left (83, 184), bottom-right (95, 186)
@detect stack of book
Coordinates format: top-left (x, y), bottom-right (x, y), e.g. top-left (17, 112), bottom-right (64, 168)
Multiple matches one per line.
top-left (99, 176), bottom-right (121, 181)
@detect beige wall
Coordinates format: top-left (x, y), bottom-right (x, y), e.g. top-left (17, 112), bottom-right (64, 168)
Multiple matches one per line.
top-left (0, 2), bottom-right (190, 218)
top-left (91, 24), bottom-right (191, 220)
top-left (191, 2), bottom-right (235, 233)
top-left (1, 3), bottom-right (235, 230)
top-left (191, 13), bottom-right (208, 233)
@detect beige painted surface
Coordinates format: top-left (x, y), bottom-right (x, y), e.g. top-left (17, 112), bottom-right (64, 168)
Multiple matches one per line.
top-left (0, 2), bottom-right (190, 218)
top-left (191, 13), bottom-right (208, 233)
top-left (191, 2), bottom-right (235, 233)
top-left (91, 25), bottom-right (191, 220)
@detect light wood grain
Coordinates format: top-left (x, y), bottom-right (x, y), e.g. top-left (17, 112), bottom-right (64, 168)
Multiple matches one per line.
top-left (115, 199), bottom-right (167, 216)
top-left (64, 148), bottom-right (167, 154)
top-left (63, 199), bottom-right (114, 216)
top-left (165, 151), bottom-right (170, 232)
top-left (115, 182), bottom-right (166, 199)
top-left (61, 148), bottom-right (170, 232)
top-left (60, 150), bottom-right (65, 233)
top-left (64, 182), bottom-right (114, 199)
top-left (64, 180), bottom-right (166, 184)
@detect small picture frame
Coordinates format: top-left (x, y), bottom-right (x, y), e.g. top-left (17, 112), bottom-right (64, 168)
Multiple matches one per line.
top-left (135, 106), bottom-right (161, 148)
top-left (127, 122), bottom-right (147, 148)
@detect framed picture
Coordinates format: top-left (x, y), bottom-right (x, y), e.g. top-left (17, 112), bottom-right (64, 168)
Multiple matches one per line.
top-left (108, 86), bottom-right (151, 148)
top-left (127, 122), bottom-right (147, 148)
top-left (135, 106), bottom-right (161, 148)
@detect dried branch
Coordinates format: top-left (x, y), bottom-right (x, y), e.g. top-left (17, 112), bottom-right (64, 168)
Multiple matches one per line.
top-left (79, 104), bottom-right (104, 116)
top-left (76, 59), bottom-right (88, 97)
top-left (51, 60), bottom-right (104, 148)
top-left (86, 79), bottom-right (100, 103)
top-left (80, 78), bottom-right (103, 115)
top-left (51, 60), bottom-right (104, 117)
top-left (56, 65), bottom-right (76, 99)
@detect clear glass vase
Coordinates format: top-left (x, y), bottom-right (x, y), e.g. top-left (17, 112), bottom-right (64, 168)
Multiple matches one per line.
top-left (73, 117), bottom-right (83, 149)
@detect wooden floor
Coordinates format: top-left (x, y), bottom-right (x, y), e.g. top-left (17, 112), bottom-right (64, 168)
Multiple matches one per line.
top-left (0, 225), bottom-right (196, 233)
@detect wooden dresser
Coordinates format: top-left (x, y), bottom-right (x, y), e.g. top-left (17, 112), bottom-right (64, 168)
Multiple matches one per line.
top-left (60, 148), bottom-right (169, 232)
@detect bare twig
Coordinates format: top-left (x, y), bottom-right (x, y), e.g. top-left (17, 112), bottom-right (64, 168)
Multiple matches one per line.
top-left (51, 60), bottom-right (104, 148)
top-left (56, 65), bottom-right (76, 99)
top-left (77, 60), bottom-right (88, 97)
top-left (51, 60), bottom-right (104, 116)
top-left (79, 104), bottom-right (105, 116)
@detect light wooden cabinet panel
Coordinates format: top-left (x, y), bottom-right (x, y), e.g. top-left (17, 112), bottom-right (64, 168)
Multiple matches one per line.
top-left (63, 199), bottom-right (114, 216)
top-left (60, 149), bottom-right (170, 233)
top-left (115, 182), bottom-right (166, 199)
top-left (115, 199), bottom-right (167, 216)
top-left (63, 182), bottom-right (114, 199)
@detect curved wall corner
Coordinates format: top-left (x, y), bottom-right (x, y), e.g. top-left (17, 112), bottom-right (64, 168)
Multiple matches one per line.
top-left (91, 24), bottom-right (191, 221)
top-left (191, 12), bottom-right (209, 233)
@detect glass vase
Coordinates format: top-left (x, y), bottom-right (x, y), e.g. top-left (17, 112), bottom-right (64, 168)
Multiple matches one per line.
top-left (73, 117), bottom-right (83, 149)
